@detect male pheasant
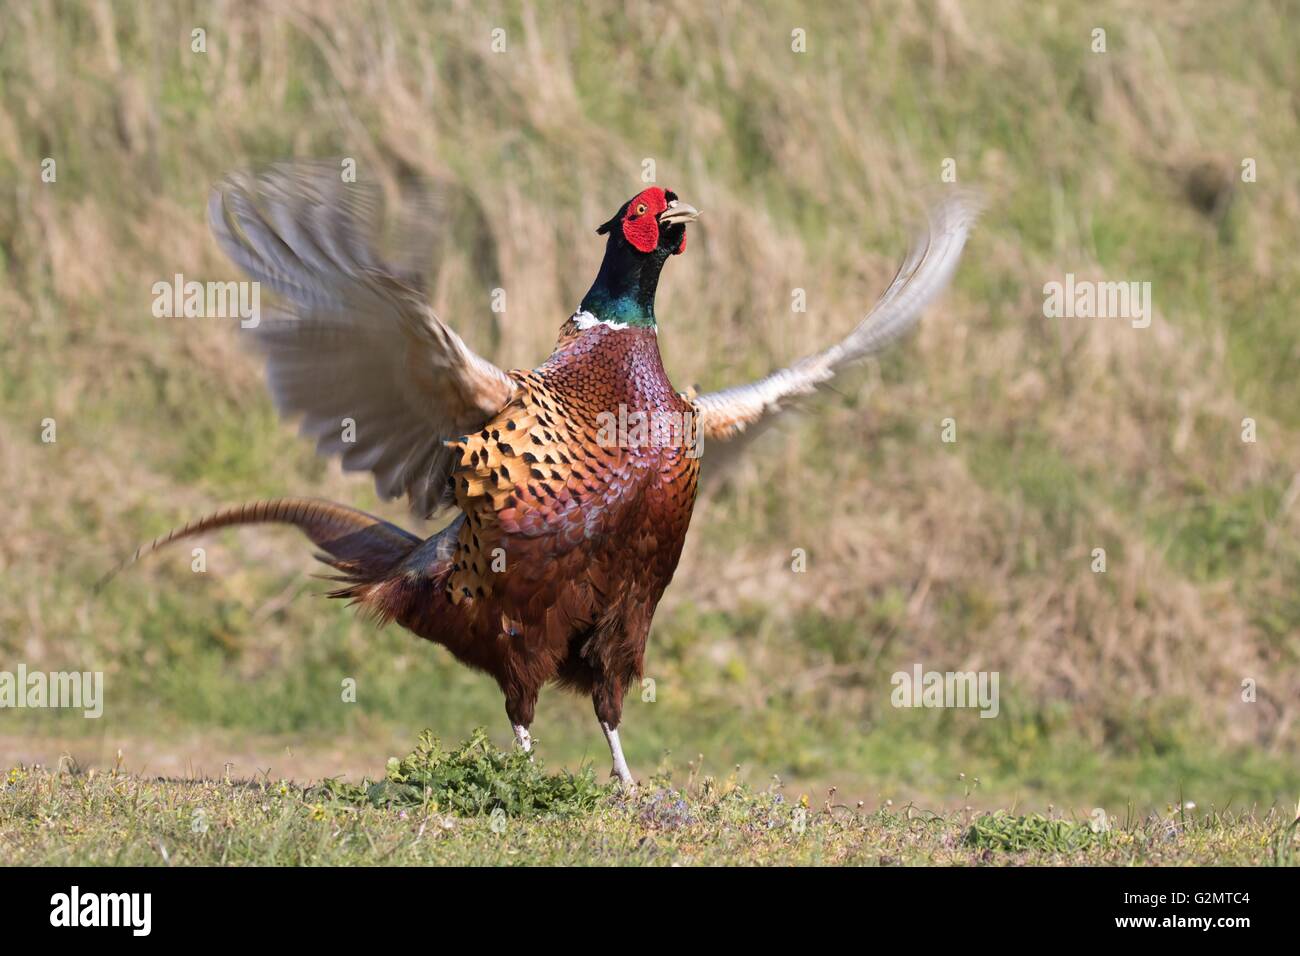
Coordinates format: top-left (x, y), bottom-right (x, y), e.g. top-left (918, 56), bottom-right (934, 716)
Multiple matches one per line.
top-left (111, 165), bottom-right (978, 786)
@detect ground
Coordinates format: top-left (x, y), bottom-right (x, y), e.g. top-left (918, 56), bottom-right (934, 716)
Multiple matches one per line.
top-left (5, 732), bottom-right (1295, 866)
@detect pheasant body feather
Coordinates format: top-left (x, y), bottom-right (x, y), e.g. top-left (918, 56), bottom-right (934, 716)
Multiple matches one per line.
top-left (398, 321), bottom-right (700, 729)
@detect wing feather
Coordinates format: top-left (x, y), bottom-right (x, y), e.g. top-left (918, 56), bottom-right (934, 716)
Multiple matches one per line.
top-left (694, 192), bottom-right (981, 445)
top-left (208, 163), bottom-right (516, 517)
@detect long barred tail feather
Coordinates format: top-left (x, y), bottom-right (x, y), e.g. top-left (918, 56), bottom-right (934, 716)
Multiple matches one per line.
top-left (96, 498), bottom-right (421, 593)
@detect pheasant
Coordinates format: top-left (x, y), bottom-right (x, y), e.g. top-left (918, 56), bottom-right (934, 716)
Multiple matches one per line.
top-left (110, 165), bottom-right (978, 786)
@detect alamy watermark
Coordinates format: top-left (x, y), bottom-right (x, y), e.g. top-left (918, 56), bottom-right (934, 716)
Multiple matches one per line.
top-left (596, 403), bottom-right (702, 458)
top-left (0, 665), bottom-right (103, 718)
top-left (891, 664), bottom-right (999, 718)
top-left (50, 886), bottom-right (150, 936)
top-left (152, 273), bottom-right (260, 328)
top-left (1043, 273), bottom-right (1151, 329)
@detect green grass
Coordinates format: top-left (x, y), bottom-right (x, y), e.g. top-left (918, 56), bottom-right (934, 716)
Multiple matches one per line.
top-left (1148, 485), bottom-right (1284, 582)
top-left (312, 729), bottom-right (610, 818)
top-left (964, 811), bottom-right (1111, 853)
top-left (3, 732), bottom-right (1295, 866)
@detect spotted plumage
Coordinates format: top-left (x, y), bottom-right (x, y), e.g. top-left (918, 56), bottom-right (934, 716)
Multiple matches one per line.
top-left (108, 164), bottom-right (978, 786)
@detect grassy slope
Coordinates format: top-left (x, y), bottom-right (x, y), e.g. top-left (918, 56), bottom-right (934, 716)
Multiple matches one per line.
top-left (2, 0), bottom-right (1300, 841)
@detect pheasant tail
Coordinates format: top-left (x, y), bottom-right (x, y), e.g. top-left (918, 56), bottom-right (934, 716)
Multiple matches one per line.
top-left (97, 498), bottom-right (422, 599)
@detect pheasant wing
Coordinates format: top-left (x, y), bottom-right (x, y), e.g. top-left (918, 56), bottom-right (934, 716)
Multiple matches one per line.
top-left (209, 163), bottom-right (515, 517)
top-left (693, 193), bottom-right (980, 454)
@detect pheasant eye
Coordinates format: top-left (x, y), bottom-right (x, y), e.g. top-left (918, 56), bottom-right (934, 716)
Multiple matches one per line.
top-left (634, 203), bottom-right (647, 216)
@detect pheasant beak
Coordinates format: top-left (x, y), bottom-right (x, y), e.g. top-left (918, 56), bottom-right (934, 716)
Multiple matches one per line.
top-left (658, 200), bottom-right (701, 226)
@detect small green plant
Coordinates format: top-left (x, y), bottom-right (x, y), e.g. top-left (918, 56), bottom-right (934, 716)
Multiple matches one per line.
top-left (1269, 813), bottom-right (1300, 866)
top-left (964, 812), bottom-right (1109, 853)
top-left (309, 729), bottom-right (611, 819)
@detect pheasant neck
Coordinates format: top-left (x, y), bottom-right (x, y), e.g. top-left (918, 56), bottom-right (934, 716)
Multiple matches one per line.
top-left (578, 237), bottom-right (671, 329)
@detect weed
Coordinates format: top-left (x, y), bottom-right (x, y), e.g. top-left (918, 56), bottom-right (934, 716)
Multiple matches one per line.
top-left (309, 729), bottom-right (611, 819)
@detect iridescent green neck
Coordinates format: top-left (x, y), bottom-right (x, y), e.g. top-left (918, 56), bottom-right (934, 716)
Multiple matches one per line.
top-left (579, 285), bottom-right (655, 327)
top-left (579, 235), bottom-right (670, 329)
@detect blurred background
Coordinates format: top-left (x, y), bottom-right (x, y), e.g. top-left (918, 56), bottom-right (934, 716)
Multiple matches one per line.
top-left (2, 0), bottom-right (1298, 812)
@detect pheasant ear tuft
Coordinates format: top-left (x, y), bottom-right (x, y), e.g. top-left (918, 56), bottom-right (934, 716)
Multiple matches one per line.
top-left (596, 212), bottom-right (619, 236)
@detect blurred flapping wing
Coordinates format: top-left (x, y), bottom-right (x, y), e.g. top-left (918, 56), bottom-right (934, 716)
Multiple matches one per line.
top-left (694, 193), bottom-right (981, 449)
top-left (209, 163), bottom-right (516, 518)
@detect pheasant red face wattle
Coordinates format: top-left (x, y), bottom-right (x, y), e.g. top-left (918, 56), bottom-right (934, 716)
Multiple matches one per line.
top-left (620, 186), bottom-right (670, 252)
top-left (611, 186), bottom-right (700, 254)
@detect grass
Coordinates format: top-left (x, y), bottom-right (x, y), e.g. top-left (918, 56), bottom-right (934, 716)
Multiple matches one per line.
top-left (311, 729), bottom-right (610, 817)
top-left (3, 0), bottom-right (1300, 864)
top-left (4, 733), bottom-right (1295, 866)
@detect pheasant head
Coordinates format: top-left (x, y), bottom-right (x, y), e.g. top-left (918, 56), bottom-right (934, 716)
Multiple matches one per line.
top-left (580, 187), bottom-right (700, 328)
